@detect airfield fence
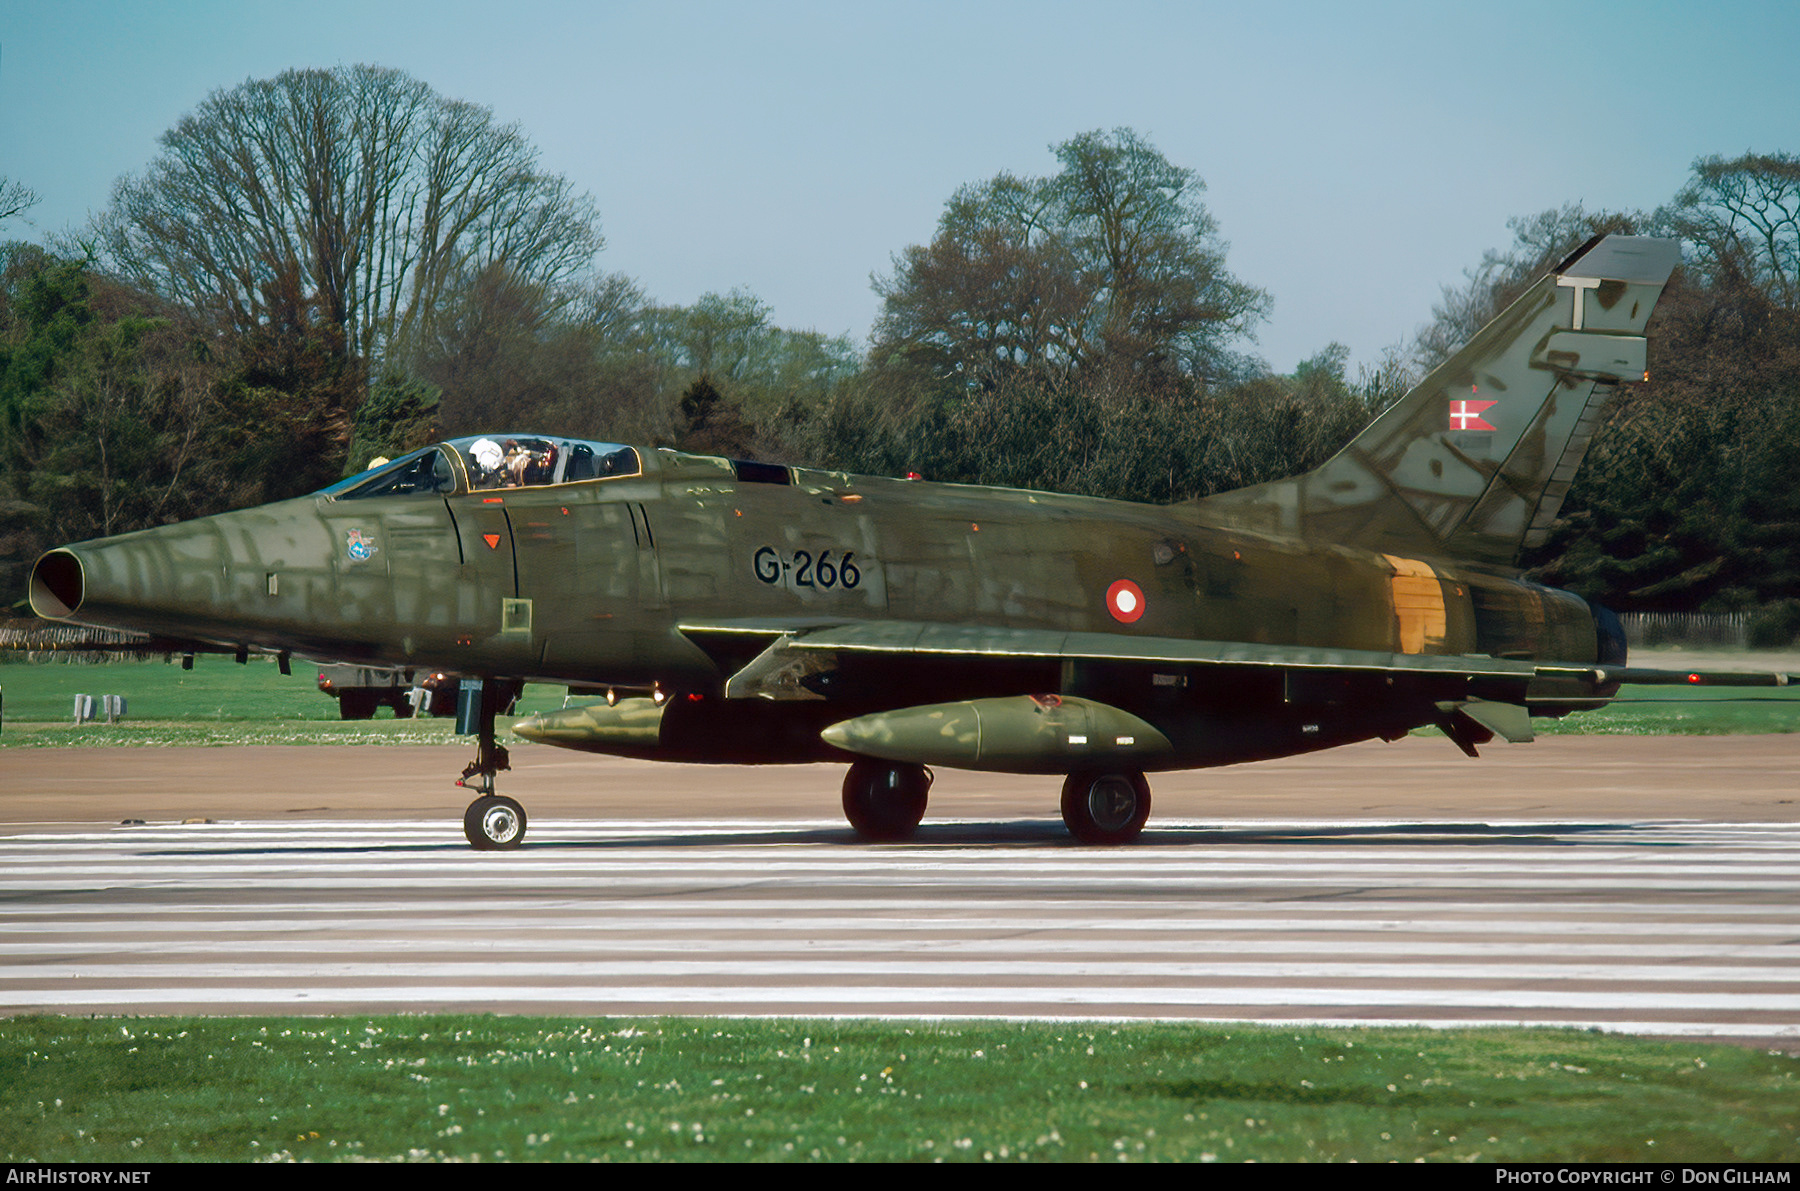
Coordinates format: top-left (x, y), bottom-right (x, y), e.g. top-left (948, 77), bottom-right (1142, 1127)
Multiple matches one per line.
top-left (1617, 612), bottom-right (1749, 648)
top-left (0, 622), bottom-right (155, 663)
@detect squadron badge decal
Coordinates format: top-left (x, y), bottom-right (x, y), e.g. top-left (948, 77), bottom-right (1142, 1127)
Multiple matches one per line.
top-left (345, 528), bottom-right (379, 562)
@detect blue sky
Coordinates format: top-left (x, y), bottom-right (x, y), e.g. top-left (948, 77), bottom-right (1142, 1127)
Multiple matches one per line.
top-left (3, 0), bottom-right (1796, 373)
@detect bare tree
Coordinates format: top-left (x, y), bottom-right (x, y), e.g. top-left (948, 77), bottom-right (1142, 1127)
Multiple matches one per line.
top-left (0, 176), bottom-right (37, 225)
top-left (95, 65), bottom-right (603, 368)
top-left (873, 175), bottom-right (1088, 390)
top-left (1663, 153), bottom-right (1800, 309)
top-left (1410, 205), bottom-right (1638, 374)
top-left (872, 129), bottom-right (1267, 393)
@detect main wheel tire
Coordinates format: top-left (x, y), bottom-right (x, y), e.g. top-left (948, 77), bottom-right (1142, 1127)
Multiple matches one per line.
top-left (1060, 770), bottom-right (1151, 845)
top-left (841, 760), bottom-right (931, 841)
top-left (464, 794), bottom-right (528, 850)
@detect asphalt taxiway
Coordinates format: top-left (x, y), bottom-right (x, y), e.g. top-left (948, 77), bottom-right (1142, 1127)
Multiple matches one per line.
top-left (5, 731), bottom-right (1798, 827)
top-left (3, 735), bottom-right (1797, 1045)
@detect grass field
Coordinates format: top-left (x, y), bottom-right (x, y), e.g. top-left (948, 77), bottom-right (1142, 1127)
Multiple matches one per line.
top-left (0, 657), bottom-right (565, 747)
top-left (1, 1017), bottom-right (1794, 1163)
top-left (3, 654), bottom-right (1796, 746)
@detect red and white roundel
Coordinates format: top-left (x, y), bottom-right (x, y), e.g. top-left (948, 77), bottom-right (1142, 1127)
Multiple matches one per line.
top-left (1105, 579), bottom-right (1146, 623)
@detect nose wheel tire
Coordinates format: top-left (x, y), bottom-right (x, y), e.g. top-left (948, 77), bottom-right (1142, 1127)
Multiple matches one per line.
top-left (842, 760), bottom-right (932, 841)
top-left (464, 794), bottom-right (528, 850)
top-left (1061, 770), bottom-right (1150, 845)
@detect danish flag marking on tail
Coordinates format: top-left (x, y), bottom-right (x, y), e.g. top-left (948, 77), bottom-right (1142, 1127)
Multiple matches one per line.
top-left (1449, 399), bottom-right (1497, 431)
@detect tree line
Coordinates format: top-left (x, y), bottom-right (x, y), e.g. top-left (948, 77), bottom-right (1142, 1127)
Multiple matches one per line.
top-left (3, 66), bottom-right (1797, 634)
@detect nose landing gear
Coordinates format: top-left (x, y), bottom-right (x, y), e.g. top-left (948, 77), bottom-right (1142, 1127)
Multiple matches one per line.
top-left (456, 678), bottom-right (526, 849)
top-left (464, 793), bottom-right (528, 849)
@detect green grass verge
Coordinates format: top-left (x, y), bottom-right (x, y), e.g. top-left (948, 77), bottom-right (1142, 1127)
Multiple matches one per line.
top-left (2, 656), bottom-right (1797, 747)
top-left (1536, 686), bottom-right (1800, 735)
top-left (1, 1017), bottom-right (1793, 1162)
top-left (0, 657), bottom-right (565, 747)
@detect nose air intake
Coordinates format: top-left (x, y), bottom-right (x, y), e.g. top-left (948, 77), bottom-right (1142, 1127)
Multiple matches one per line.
top-left (29, 550), bottom-right (85, 619)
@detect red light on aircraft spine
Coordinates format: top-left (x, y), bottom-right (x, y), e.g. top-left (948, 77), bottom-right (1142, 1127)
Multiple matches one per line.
top-left (1688, 673), bottom-right (1702, 684)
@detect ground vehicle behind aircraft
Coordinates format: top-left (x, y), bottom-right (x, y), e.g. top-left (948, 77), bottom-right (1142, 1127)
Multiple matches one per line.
top-left (315, 665), bottom-right (459, 719)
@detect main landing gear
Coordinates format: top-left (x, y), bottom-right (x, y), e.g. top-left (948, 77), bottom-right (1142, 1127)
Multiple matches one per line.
top-left (458, 679), bottom-right (526, 850)
top-left (836, 760), bottom-right (1152, 845)
top-left (842, 759), bottom-right (932, 841)
top-left (1060, 769), bottom-right (1152, 845)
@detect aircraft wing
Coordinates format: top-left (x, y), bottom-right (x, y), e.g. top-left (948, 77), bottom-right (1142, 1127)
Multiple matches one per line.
top-left (705, 618), bottom-right (1540, 677)
top-left (678, 618), bottom-right (1796, 756)
top-left (679, 616), bottom-right (1797, 690)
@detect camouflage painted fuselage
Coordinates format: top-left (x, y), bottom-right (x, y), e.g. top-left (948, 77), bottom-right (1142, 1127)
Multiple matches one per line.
top-left (30, 445), bottom-right (1607, 771)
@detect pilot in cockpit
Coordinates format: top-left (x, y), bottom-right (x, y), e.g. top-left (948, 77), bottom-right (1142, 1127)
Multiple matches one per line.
top-left (468, 438), bottom-right (506, 487)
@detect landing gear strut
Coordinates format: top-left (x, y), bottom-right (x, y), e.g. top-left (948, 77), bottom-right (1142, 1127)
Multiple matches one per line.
top-left (1061, 769), bottom-right (1151, 844)
top-left (842, 760), bottom-right (932, 841)
top-left (457, 679), bottom-right (525, 849)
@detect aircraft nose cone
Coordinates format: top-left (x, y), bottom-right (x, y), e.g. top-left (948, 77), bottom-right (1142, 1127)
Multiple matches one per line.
top-left (29, 550), bottom-right (86, 619)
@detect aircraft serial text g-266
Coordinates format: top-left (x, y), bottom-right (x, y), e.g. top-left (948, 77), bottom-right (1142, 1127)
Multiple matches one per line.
top-left (28, 235), bottom-right (1793, 849)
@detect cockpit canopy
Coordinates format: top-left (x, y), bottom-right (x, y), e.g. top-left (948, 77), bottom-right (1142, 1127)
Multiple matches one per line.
top-left (324, 435), bottom-right (642, 500)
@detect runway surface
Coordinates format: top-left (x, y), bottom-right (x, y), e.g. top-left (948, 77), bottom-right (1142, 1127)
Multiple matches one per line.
top-left (3, 734), bottom-right (1797, 1043)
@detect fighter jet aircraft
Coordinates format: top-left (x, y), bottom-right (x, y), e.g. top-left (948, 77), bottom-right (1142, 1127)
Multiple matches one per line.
top-left (27, 234), bottom-right (1793, 848)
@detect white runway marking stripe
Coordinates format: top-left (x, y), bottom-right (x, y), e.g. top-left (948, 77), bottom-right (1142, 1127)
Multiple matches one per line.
top-left (5, 985), bottom-right (1796, 1015)
top-left (10, 847), bottom-right (1798, 889)
top-left (3, 959), bottom-right (1794, 985)
top-left (3, 817), bottom-right (1797, 1037)
top-left (5, 937), bottom-right (1795, 959)
top-left (7, 908), bottom-right (1798, 934)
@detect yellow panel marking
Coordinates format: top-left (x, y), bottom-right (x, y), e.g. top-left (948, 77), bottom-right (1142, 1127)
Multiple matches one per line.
top-left (1383, 555), bottom-right (1447, 655)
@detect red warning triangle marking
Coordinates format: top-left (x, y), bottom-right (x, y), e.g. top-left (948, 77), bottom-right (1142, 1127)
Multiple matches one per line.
top-left (483, 534), bottom-right (501, 549)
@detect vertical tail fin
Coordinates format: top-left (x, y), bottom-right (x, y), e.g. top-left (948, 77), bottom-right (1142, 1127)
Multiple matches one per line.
top-left (1199, 234), bottom-right (1682, 567)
